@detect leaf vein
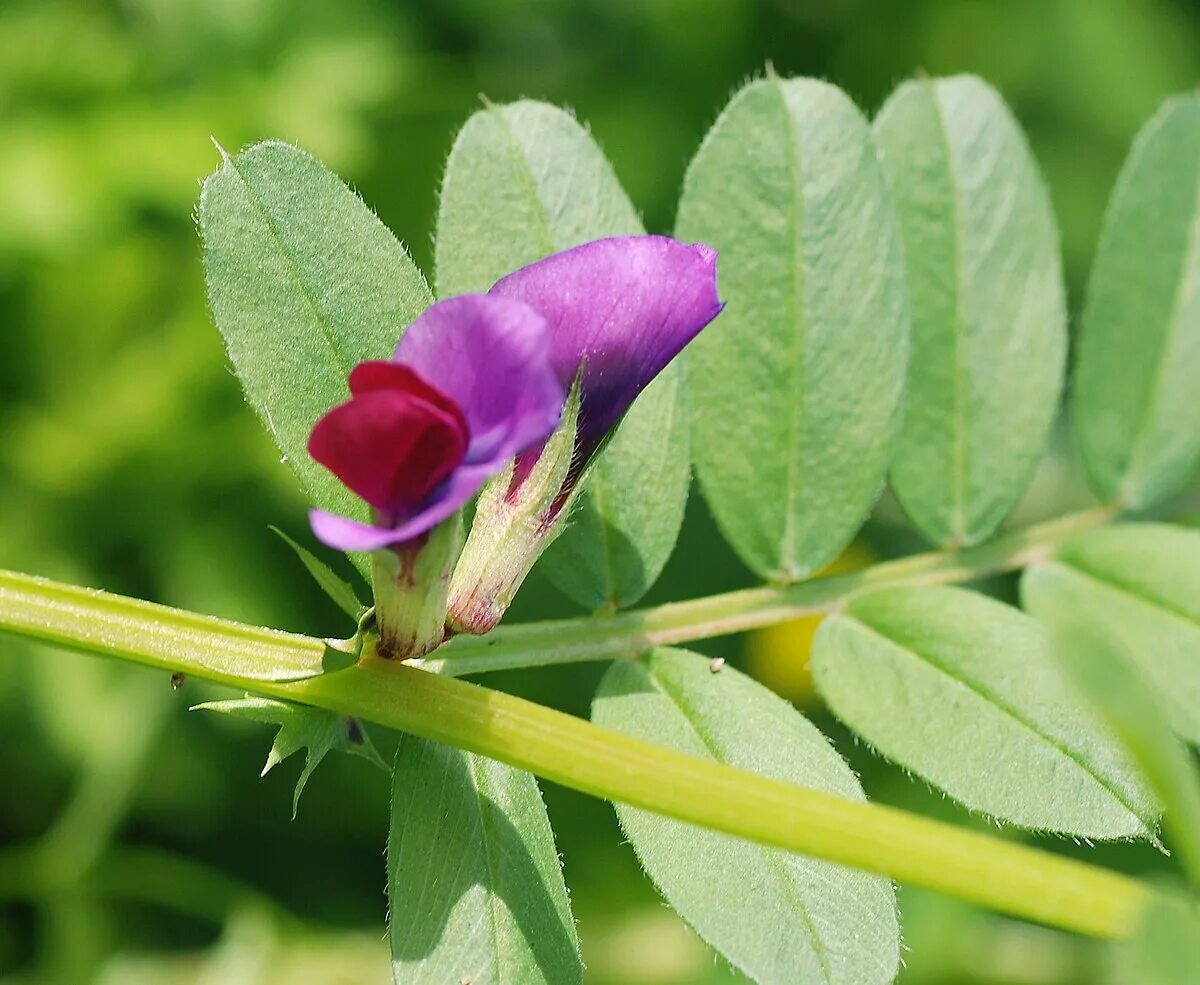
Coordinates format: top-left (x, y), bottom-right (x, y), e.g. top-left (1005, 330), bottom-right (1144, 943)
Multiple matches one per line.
top-left (843, 616), bottom-right (1149, 828)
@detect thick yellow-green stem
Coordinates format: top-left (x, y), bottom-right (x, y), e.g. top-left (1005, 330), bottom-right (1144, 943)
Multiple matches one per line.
top-left (0, 510), bottom-right (1152, 941)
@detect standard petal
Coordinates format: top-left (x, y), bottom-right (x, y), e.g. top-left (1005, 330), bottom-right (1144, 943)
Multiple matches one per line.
top-left (393, 295), bottom-right (565, 467)
top-left (488, 235), bottom-right (722, 458)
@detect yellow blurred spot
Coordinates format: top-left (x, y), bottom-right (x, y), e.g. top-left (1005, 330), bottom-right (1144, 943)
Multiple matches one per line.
top-left (582, 907), bottom-right (714, 984)
top-left (744, 541), bottom-right (876, 706)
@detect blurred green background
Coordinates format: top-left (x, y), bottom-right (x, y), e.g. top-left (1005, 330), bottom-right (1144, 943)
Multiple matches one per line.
top-left (1, 1), bottom-right (1197, 982)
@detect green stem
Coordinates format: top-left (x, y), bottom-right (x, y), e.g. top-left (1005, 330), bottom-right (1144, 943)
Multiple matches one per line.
top-left (0, 537), bottom-right (1148, 940)
top-left (419, 506), bottom-right (1116, 675)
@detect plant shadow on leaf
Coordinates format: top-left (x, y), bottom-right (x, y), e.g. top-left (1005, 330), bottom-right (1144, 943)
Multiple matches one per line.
top-left (389, 733), bottom-right (581, 984)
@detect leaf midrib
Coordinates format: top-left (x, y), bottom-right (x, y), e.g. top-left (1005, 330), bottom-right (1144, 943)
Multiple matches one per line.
top-left (221, 150), bottom-right (355, 382)
top-left (841, 615), bottom-right (1151, 831)
top-left (774, 79), bottom-right (808, 578)
top-left (468, 755), bottom-right (508, 985)
top-left (929, 81), bottom-right (971, 544)
top-left (492, 105), bottom-right (560, 262)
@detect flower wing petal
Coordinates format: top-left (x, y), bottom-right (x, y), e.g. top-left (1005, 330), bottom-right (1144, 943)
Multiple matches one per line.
top-left (394, 295), bottom-right (564, 467)
top-left (309, 510), bottom-right (413, 552)
top-left (309, 463), bottom-right (497, 552)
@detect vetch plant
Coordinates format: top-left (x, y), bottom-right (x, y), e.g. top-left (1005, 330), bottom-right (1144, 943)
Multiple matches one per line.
top-left (2, 74), bottom-right (1200, 983)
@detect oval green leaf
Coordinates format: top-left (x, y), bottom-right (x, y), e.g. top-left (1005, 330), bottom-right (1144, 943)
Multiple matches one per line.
top-left (812, 586), bottom-right (1157, 839)
top-left (1022, 573), bottom-right (1200, 887)
top-left (593, 647), bottom-right (899, 985)
top-left (1073, 94), bottom-right (1200, 509)
top-left (1020, 523), bottom-right (1200, 746)
top-left (388, 734), bottom-right (582, 985)
top-left (199, 141), bottom-right (433, 577)
top-left (874, 76), bottom-right (1066, 546)
top-left (676, 76), bottom-right (909, 581)
top-left (436, 100), bottom-right (688, 610)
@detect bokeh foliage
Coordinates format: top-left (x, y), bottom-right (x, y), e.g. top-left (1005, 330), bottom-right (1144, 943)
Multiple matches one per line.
top-left (1, 1), bottom-right (1198, 983)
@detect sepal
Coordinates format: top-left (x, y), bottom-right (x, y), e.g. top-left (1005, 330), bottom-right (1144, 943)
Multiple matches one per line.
top-left (371, 512), bottom-right (464, 659)
top-left (191, 695), bottom-right (387, 818)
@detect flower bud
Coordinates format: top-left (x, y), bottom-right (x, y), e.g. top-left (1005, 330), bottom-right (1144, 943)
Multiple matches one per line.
top-left (447, 386), bottom-right (582, 635)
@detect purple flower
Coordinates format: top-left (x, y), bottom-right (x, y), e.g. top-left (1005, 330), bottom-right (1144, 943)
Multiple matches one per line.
top-left (490, 235), bottom-right (722, 495)
top-left (308, 295), bottom-right (564, 551)
top-left (308, 235), bottom-right (722, 559)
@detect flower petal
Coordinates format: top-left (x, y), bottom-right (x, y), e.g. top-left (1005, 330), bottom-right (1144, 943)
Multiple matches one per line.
top-left (307, 385), bottom-right (467, 513)
top-left (394, 295), bottom-right (565, 467)
top-left (309, 462), bottom-right (497, 552)
top-left (488, 235), bottom-right (722, 459)
top-left (309, 510), bottom-right (413, 552)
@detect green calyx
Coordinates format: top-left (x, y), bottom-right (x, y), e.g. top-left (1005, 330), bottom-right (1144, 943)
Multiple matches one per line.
top-left (371, 512), bottom-right (464, 659)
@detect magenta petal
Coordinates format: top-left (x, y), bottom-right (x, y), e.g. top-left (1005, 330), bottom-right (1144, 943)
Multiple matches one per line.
top-left (488, 235), bottom-right (722, 458)
top-left (309, 510), bottom-right (413, 552)
top-left (394, 295), bottom-right (565, 468)
top-left (309, 462), bottom-right (497, 552)
top-left (307, 386), bottom-right (467, 513)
